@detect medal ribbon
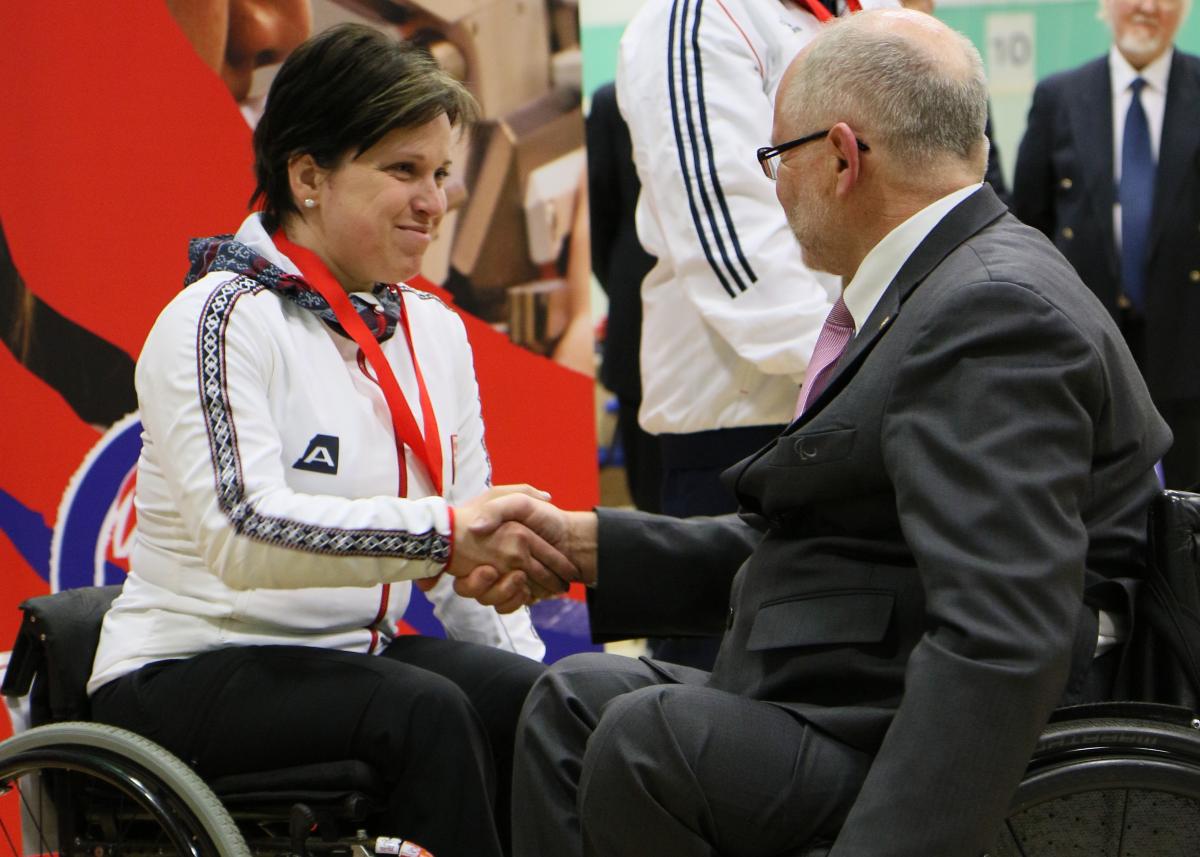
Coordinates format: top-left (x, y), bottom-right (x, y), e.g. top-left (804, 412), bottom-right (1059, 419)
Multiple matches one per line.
top-left (273, 233), bottom-right (443, 496)
top-left (797, 0), bottom-right (862, 22)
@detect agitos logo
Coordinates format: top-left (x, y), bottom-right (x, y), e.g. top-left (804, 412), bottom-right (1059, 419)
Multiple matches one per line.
top-left (50, 413), bottom-right (143, 592)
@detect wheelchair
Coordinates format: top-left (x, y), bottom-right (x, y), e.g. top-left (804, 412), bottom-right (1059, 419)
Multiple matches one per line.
top-left (2, 493), bottom-right (1200, 856)
top-left (0, 585), bottom-right (423, 857)
top-left (982, 488), bottom-right (1200, 856)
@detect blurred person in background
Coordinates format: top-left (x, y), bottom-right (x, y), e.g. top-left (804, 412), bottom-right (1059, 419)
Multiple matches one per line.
top-left (1013, 0), bottom-right (1200, 489)
top-left (586, 81), bottom-right (662, 513)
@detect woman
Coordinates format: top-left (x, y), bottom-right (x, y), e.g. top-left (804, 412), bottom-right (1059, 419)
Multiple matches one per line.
top-left (87, 24), bottom-right (563, 857)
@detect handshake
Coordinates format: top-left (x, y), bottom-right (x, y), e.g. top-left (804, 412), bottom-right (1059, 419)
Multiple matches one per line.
top-left (434, 485), bottom-right (598, 613)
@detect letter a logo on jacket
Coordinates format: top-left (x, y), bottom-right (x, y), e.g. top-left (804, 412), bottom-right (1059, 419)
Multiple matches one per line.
top-left (293, 434), bottom-right (340, 474)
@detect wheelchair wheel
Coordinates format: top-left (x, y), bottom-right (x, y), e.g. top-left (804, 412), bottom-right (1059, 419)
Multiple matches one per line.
top-left (0, 721), bottom-right (249, 857)
top-left (988, 716), bottom-right (1200, 857)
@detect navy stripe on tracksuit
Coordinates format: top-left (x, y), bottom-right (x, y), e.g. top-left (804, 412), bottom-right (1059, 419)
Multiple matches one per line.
top-left (667, 0), bottom-right (758, 298)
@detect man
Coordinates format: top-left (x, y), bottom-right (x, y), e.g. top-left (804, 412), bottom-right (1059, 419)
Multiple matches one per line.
top-left (615, 0), bottom-right (896, 667)
top-left (453, 9), bottom-right (1170, 856)
top-left (1012, 0), bottom-right (1200, 489)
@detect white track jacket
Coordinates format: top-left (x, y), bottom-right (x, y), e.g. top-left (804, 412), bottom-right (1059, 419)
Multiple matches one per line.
top-left (89, 215), bottom-right (543, 693)
top-left (616, 0), bottom-right (895, 435)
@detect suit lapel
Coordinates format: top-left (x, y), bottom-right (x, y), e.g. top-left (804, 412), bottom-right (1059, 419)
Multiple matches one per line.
top-left (785, 186), bottom-right (1010, 429)
top-left (1148, 52), bottom-right (1200, 261)
top-left (1066, 57), bottom-right (1119, 280)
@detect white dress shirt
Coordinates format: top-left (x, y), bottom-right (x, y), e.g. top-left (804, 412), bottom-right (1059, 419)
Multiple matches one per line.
top-left (841, 183), bottom-right (983, 332)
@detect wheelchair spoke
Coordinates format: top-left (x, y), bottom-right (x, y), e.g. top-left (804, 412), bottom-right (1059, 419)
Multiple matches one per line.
top-left (1115, 786), bottom-right (1129, 857)
top-left (998, 816), bottom-right (1029, 857)
top-left (0, 812), bottom-right (17, 857)
top-left (1, 773), bottom-right (54, 857)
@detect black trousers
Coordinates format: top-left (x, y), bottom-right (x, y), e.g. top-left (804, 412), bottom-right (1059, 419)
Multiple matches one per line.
top-left (615, 396), bottom-right (663, 514)
top-left (91, 636), bottom-right (545, 857)
top-left (1119, 307), bottom-right (1200, 490)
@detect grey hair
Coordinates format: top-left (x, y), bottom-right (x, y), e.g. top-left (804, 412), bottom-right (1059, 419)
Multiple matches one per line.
top-left (781, 16), bottom-right (989, 171)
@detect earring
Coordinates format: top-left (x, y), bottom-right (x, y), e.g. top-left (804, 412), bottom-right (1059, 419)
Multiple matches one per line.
top-left (303, 198), bottom-right (317, 209)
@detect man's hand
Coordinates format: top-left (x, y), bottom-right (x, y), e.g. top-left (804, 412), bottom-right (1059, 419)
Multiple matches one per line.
top-left (454, 495), bottom-right (599, 612)
top-left (443, 486), bottom-right (582, 611)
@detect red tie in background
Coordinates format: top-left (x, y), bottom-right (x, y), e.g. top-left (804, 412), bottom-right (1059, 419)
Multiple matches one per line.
top-left (795, 296), bottom-right (856, 418)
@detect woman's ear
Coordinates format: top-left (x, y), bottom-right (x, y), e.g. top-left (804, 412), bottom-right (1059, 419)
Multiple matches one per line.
top-left (287, 153), bottom-right (325, 210)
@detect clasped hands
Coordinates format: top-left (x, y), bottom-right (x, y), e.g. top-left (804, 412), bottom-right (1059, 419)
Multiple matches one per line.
top-left (435, 485), bottom-right (597, 614)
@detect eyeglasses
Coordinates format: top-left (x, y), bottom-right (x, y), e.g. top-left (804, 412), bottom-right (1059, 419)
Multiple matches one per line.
top-left (756, 129), bottom-right (870, 181)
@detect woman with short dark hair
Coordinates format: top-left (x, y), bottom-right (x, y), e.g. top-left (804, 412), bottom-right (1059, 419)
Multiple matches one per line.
top-left (87, 24), bottom-right (554, 857)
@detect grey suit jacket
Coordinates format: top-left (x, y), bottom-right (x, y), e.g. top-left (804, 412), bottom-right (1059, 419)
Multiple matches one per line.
top-left (1012, 50), bottom-right (1200, 402)
top-left (588, 186), bottom-right (1170, 856)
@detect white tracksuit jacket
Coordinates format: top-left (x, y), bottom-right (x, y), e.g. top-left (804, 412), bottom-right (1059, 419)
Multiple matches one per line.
top-left (616, 0), bottom-right (895, 435)
top-left (89, 215), bottom-right (542, 693)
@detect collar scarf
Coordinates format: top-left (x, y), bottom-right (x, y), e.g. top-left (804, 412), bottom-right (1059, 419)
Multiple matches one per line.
top-left (185, 234), bottom-right (402, 343)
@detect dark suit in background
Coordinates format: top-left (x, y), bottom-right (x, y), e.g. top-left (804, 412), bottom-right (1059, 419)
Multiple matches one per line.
top-left (586, 82), bottom-right (662, 514)
top-left (984, 111), bottom-right (1011, 205)
top-left (1013, 50), bottom-right (1200, 488)
top-left (514, 187), bottom-right (1170, 857)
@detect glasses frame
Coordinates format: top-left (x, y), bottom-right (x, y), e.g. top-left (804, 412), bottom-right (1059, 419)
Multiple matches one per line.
top-left (756, 129), bottom-right (870, 181)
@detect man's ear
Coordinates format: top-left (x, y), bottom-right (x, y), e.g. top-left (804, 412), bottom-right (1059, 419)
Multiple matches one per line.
top-left (287, 153), bottom-right (326, 209)
top-left (828, 123), bottom-right (863, 198)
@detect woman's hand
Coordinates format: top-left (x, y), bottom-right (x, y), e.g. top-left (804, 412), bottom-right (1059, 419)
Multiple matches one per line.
top-left (453, 494), bottom-right (599, 613)
top-left (437, 486), bottom-right (582, 611)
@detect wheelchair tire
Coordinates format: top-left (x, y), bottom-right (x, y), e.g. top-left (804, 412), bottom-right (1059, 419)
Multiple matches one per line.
top-left (0, 721), bottom-right (250, 857)
top-left (987, 716), bottom-right (1200, 857)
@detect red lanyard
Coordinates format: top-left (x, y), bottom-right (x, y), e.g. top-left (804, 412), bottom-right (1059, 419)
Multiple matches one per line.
top-left (273, 233), bottom-right (443, 496)
top-left (797, 0), bottom-right (861, 22)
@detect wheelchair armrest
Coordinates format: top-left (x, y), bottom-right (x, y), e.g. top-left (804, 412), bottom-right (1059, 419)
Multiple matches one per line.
top-left (1140, 490), bottom-right (1200, 704)
top-left (1, 614), bottom-right (40, 699)
top-left (2, 585), bottom-right (122, 724)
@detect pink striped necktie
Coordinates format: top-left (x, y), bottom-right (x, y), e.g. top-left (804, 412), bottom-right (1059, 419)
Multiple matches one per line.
top-left (795, 296), bottom-right (856, 418)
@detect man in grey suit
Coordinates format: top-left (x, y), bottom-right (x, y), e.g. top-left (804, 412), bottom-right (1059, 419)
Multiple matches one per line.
top-left (451, 9), bottom-right (1169, 856)
top-left (1013, 0), bottom-right (1200, 489)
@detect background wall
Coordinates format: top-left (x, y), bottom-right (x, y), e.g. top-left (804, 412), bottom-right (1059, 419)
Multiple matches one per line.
top-left (579, 0), bottom-right (1200, 186)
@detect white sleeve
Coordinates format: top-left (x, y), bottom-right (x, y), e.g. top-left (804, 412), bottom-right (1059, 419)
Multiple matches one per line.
top-left (617, 0), bottom-right (836, 381)
top-left (136, 281), bottom-right (451, 591)
top-left (442, 313), bottom-right (492, 508)
top-left (424, 313), bottom-right (546, 661)
top-left (424, 574), bottom-right (546, 660)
